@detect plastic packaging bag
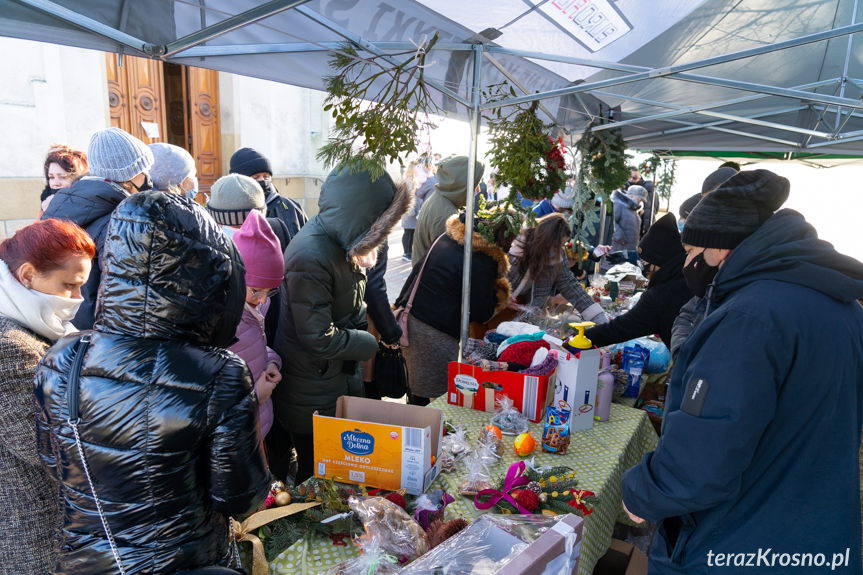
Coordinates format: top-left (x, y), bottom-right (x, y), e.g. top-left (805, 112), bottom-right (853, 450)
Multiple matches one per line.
top-left (398, 514), bottom-right (581, 575)
top-left (348, 495), bottom-right (429, 563)
top-left (491, 395), bottom-right (529, 436)
top-left (458, 451), bottom-right (494, 497)
top-left (439, 426), bottom-right (471, 473)
top-left (326, 535), bottom-right (400, 575)
top-left (621, 343), bottom-right (650, 398)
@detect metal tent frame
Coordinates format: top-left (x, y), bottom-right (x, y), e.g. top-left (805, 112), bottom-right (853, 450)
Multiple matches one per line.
top-left (5, 0), bottom-right (863, 349)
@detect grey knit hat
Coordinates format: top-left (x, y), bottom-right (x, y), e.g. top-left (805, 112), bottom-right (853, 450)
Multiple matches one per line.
top-left (207, 174), bottom-right (266, 226)
top-left (626, 184), bottom-right (648, 202)
top-left (681, 169), bottom-right (789, 249)
top-left (149, 143), bottom-right (196, 190)
top-left (87, 127), bottom-right (154, 182)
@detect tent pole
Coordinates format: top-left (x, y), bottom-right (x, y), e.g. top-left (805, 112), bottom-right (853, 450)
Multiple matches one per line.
top-left (484, 53), bottom-right (559, 124)
top-left (11, 0), bottom-right (151, 53)
top-left (834, 0), bottom-right (860, 132)
top-left (481, 22), bottom-right (863, 111)
top-left (458, 43), bottom-right (483, 363)
top-left (163, 0), bottom-right (312, 57)
top-left (626, 106), bottom-right (808, 142)
top-left (173, 41), bottom-right (476, 58)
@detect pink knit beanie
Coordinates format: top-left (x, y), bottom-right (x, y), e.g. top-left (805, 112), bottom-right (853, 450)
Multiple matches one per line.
top-left (233, 210), bottom-right (284, 289)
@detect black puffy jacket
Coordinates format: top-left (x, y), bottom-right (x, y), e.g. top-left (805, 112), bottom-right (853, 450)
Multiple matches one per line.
top-left (41, 176), bottom-right (130, 330)
top-left (35, 191), bottom-right (270, 575)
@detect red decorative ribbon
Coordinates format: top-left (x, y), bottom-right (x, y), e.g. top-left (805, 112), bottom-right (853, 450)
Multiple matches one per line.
top-left (566, 489), bottom-right (596, 516)
top-left (329, 533), bottom-right (349, 546)
top-left (475, 461), bottom-right (532, 514)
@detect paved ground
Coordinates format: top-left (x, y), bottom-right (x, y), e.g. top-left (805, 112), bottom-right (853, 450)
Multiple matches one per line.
top-left (384, 223), bottom-right (412, 304)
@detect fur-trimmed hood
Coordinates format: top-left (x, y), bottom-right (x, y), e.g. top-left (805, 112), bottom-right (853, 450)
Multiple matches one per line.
top-left (612, 188), bottom-right (642, 210)
top-left (445, 214), bottom-right (511, 313)
top-left (316, 166), bottom-right (413, 259)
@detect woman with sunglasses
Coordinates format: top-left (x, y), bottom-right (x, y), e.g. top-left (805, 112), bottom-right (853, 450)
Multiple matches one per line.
top-left (228, 209), bottom-right (285, 440)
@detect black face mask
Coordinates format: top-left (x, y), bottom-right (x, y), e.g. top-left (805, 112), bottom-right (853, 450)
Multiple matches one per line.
top-left (256, 178), bottom-right (272, 194)
top-left (683, 251), bottom-right (719, 298)
top-left (133, 174), bottom-right (152, 193)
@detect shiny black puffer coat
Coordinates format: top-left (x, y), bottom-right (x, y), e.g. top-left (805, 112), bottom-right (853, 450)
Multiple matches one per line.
top-left (35, 191), bottom-right (270, 575)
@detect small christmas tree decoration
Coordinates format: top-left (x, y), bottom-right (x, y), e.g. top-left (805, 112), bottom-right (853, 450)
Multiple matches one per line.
top-left (475, 462), bottom-right (597, 517)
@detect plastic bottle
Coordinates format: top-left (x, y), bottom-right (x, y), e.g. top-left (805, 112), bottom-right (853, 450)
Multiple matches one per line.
top-left (595, 350), bottom-right (614, 422)
top-left (564, 321), bottom-right (594, 351)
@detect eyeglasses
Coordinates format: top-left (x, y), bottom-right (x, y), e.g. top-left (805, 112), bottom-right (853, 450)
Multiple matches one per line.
top-left (248, 287), bottom-right (279, 299)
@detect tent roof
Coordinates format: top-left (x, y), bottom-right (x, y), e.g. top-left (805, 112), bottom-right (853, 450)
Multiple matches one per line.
top-left (2, 0), bottom-right (862, 155)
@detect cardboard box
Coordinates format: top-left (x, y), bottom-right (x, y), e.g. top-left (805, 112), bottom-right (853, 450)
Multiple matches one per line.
top-left (447, 361), bottom-right (555, 423)
top-left (496, 514), bottom-right (583, 575)
top-left (553, 348), bottom-right (601, 432)
top-left (594, 539), bottom-right (649, 575)
top-left (312, 396), bottom-right (442, 495)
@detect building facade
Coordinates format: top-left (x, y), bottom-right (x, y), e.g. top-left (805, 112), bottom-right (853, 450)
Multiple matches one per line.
top-left (0, 37), bottom-right (331, 238)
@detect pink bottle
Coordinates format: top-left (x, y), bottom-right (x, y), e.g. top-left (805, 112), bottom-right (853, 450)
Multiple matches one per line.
top-left (595, 350), bottom-right (614, 422)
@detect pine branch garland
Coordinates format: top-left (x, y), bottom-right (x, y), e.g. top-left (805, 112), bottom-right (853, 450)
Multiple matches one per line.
top-left (317, 34), bottom-right (442, 179)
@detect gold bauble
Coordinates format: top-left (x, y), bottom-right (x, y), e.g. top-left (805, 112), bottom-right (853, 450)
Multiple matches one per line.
top-left (274, 491), bottom-right (292, 506)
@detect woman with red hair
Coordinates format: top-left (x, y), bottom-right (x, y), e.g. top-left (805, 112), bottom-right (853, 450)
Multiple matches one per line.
top-left (0, 218), bottom-right (94, 574)
top-left (40, 144), bottom-right (88, 211)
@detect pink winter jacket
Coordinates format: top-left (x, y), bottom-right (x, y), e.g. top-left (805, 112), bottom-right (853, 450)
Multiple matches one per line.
top-left (228, 300), bottom-right (281, 438)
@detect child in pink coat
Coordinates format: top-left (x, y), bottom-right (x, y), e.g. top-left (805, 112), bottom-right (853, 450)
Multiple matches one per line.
top-left (230, 210), bottom-right (284, 438)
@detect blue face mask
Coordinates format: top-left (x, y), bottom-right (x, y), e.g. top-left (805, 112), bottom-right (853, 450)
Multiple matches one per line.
top-left (678, 220), bottom-right (685, 233)
top-left (185, 178), bottom-right (199, 201)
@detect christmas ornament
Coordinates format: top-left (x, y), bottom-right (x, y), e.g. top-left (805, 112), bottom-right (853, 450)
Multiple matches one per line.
top-left (385, 492), bottom-right (407, 511)
top-left (484, 424), bottom-right (503, 441)
top-left (513, 432), bottom-right (536, 456)
top-left (516, 489), bottom-right (540, 512)
top-left (274, 491), bottom-right (292, 506)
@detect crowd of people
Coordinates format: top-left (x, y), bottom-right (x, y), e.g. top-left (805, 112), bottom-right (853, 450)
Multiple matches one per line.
top-left (2, 126), bottom-right (863, 574)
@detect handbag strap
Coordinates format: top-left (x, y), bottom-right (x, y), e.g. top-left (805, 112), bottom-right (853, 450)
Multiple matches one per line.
top-left (65, 334), bottom-right (127, 575)
top-left (405, 232), bottom-right (446, 312)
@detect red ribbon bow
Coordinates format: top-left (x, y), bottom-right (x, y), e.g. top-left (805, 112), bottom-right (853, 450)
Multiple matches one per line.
top-left (475, 461), bottom-right (532, 514)
top-left (566, 489), bottom-right (596, 515)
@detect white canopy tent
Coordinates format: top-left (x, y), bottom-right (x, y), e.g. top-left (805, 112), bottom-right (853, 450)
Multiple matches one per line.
top-left (2, 0), bottom-right (861, 346)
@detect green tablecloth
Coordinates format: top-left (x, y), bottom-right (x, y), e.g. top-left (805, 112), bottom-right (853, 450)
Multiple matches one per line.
top-left (256, 400), bottom-right (658, 574)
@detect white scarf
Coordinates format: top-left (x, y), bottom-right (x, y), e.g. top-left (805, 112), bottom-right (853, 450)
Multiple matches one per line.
top-left (0, 260), bottom-right (82, 341)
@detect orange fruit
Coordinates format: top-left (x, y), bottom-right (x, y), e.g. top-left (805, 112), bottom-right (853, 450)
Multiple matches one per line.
top-left (484, 424), bottom-right (503, 440)
top-left (513, 432), bottom-right (536, 456)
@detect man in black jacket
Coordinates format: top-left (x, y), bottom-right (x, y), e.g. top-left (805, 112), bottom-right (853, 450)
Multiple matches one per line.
top-left (625, 167), bottom-right (656, 237)
top-left (586, 213), bottom-right (692, 350)
top-left (229, 147), bottom-right (309, 238)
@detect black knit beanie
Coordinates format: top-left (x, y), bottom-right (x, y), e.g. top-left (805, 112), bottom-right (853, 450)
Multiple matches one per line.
top-left (681, 170), bottom-right (790, 249)
top-left (678, 193), bottom-right (701, 220)
top-left (701, 166), bottom-right (738, 195)
top-left (229, 147), bottom-right (272, 177)
top-left (637, 213), bottom-right (683, 266)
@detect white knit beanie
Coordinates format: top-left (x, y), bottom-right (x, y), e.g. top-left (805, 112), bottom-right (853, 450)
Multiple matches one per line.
top-left (87, 128), bottom-right (154, 182)
top-left (207, 174), bottom-right (266, 226)
top-left (149, 143), bottom-right (196, 190)
top-left (551, 187), bottom-right (575, 209)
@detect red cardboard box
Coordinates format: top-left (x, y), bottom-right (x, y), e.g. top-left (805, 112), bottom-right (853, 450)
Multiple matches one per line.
top-left (447, 361), bottom-right (555, 423)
